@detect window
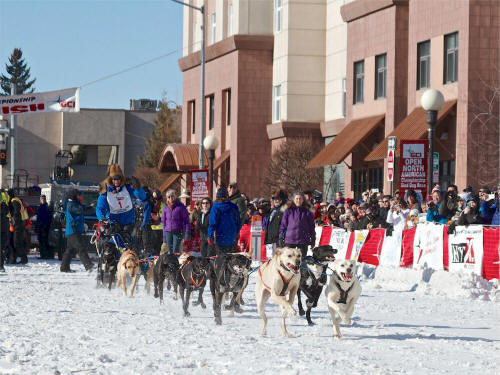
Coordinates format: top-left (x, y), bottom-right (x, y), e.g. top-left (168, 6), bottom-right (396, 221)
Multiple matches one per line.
top-left (210, 13), bottom-right (216, 44)
top-left (353, 60), bottom-right (364, 104)
top-left (189, 100), bottom-right (196, 134)
top-left (192, 21), bottom-right (197, 50)
top-left (374, 53), bottom-right (387, 99)
top-left (439, 160), bottom-right (455, 191)
top-left (225, 89), bottom-right (231, 126)
top-left (273, 85), bottom-right (281, 122)
top-left (353, 168), bottom-right (383, 201)
top-left (444, 32), bottom-right (458, 84)
top-left (274, 0), bottom-right (282, 33)
top-left (208, 95), bottom-right (215, 130)
top-left (417, 40), bottom-right (430, 90)
top-left (342, 77), bottom-right (346, 117)
top-left (228, 3), bottom-right (233, 37)
top-left (70, 145), bottom-right (118, 166)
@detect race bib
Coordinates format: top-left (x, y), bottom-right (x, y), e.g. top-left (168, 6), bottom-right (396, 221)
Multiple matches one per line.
top-left (107, 188), bottom-right (132, 214)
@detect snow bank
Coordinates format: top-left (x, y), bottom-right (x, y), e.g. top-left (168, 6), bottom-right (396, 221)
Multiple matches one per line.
top-left (357, 263), bottom-right (499, 302)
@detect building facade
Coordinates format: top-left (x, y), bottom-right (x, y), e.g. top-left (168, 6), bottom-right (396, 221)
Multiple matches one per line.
top-left (309, 0), bottom-right (499, 198)
top-left (0, 108), bottom-right (156, 187)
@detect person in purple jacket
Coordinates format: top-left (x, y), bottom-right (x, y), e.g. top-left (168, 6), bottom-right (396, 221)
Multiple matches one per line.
top-left (279, 191), bottom-right (315, 258)
top-left (161, 189), bottom-right (191, 254)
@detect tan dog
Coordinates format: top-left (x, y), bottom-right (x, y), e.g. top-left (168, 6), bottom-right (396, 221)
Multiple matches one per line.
top-left (144, 257), bottom-right (158, 295)
top-left (116, 250), bottom-right (140, 297)
top-left (255, 247), bottom-right (301, 337)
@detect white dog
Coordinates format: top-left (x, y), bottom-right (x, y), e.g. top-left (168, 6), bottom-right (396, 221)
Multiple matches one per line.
top-left (324, 259), bottom-right (361, 338)
top-left (255, 247), bottom-right (301, 337)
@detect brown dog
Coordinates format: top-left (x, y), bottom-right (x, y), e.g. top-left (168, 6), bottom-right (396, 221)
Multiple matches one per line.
top-left (255, 247), bottom-right (301, 337)
top-left (116, 250), bottom-right (140, 297)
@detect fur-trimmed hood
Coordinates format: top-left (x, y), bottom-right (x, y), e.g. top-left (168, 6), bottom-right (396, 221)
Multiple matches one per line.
top-left (100, 163), bottom-right (126, 194)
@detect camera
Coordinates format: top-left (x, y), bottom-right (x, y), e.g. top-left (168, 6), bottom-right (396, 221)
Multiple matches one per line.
top-left (488, 194), bottom-right (496, 200)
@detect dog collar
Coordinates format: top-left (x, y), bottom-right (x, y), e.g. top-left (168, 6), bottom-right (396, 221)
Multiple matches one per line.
top-left (332, 272), bottom-right (354, 304)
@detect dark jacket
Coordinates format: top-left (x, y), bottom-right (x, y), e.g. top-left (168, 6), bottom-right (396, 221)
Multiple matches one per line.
top-left (9, 198), bottom-right (25, 231)
top-left (457, 207), bottom-right (481, 226)
top-left (264, 204), bottom-right (286, 244)
top-left (196, 209), bottom-right (211, 239)
top-left (161, 200), bottom-right (190, 234)
top-left (208, 200), bottom-right (242, 246)
top-left (65, 199), bottom-right (85, 236)
top-left (353, 215), bottom-right (371, 230)
top-left (0, 202), bottom-right (9, 234)
top-left (229, 190), bottom-right (246, 224)
top-left (135, 199), bottom-right (152, 228)
top-left (438, 194), bottom-right (459, 221)
top-left (37, 202), bottom-right (52, 227)
top-left (280, 203), bottom-right (315, 245)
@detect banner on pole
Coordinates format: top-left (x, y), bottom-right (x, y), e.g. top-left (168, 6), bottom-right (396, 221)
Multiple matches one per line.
top-left (399, 139), bottom-right (428, 198)
top-left (432, 152), bottom-right (439, 183)
top-left (329, 228), bottom-right (351, 260)
top-left (189, 169), bottom-right (209, 209)
top-left (448, 225), bottom-right (483, 274)
top-left (350, 230), bottom-right (369, 261)
top-left (0, 87), bottom-right (80, 115)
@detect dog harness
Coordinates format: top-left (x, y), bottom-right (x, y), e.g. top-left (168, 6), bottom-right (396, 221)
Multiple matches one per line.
top-left (303, 257), bottom-right (328, 287)
top-left (258, 260), bottom-right (294, 296)
top-left (180, 260), bottom-right (206, 288)
top-left (332, 272), bottom-right (354, 304)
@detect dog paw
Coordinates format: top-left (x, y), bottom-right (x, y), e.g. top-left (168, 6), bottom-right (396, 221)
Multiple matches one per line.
top-left (234, 306), bottom-right (243, 314)
top-left (215, 317), bottom-right (222, 325)
top-left (201, 303), bottom-right (206, 309)
top-left (298, 309), bottom-right (305, 316)
top-left (343, 318), bottom-right (352, 325)
top-left (287, 308), bottom-right (297, 316)
top-left (173, 295), bottom-right (178, 301)
top-left (283, 332), bottom-right (292, 338)
top-left (307, 321), bottom-right (316, 326)
top-left (333, 333), bottom-right (342, 339)
top-left (184, 311), bottom-right (191, 317)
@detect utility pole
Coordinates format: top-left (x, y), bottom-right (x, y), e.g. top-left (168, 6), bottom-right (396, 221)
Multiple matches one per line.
top-left (10, 83), bottom-right (16, 189)
top-left (171, 0), bottom-right (206, 168)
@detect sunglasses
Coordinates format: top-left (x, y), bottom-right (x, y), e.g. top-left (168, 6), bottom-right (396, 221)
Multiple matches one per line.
top-left (112, 177), bottom-right (121, 181)
top-left (167, 195), bottom-right (175, 198)
top-left (202, 201), bottom-right (209, 204)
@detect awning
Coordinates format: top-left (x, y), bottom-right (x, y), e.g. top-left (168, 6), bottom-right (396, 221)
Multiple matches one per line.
top-left (213, 150), bottom-right (230, 171)
top-left (158, 173), bottom-right (182, 193)
top-left (307, 114), bottom-right (385, 168)
top-left (364, 100), bottom-right (457, 161)
top-left (157, 144), bottom-right (208, 173)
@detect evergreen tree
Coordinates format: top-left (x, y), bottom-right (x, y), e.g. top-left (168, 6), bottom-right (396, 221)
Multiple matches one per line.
top-left (137, 100), bottom-right (182, 168)
top-left (0, 48), bottom-right (36, 95)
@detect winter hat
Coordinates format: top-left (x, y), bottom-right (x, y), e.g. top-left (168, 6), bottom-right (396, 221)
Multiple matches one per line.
top-left (102, 163), bottom-right (125, 193)
top-left (272, 189), bottom-right (288, 202)
top-left (410, 209), bottom-right (419, 217)
top-left (216, 186), bottom-right (229, 199)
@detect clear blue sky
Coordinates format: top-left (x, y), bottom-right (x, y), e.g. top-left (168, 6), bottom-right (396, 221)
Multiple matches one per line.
top-left (0, 0), bottom-right (184, 109)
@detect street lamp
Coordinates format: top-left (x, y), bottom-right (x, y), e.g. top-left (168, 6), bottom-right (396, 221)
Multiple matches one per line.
top-left (203, 135), bottom-right (219, 200)
top-left (171, 0), bottom-right (206, 169)
top-left (421, 89), bottom-right (444, 196)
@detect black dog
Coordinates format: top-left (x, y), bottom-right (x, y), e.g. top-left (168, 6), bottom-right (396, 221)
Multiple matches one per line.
top-left (153, 253), bottom-right (180, 304)
top-left (177, 256), bottom-right (210, 317)
top-left (97, 242), bottom-right (119, 290)
top-left (298, 245), bottom-right (337, 325)
top-left (208, 254), bottom-right (252, 325)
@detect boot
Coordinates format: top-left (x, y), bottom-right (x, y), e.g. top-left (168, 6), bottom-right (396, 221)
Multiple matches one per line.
top-left (20, 255), bottom-right (28, 264)
top-left (60, 267), bottom-right (76, 273)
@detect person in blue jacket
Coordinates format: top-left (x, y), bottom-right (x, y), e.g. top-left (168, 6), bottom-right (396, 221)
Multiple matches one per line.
top-left (207, 186), bottom-right (242, 255)
top-left (61, 190), bottom-right (94, 272)
top-left (96, 164), bottom-right (146, 235)
top-left (426, 190), bottom-right (447, 224)
top-left (478, 187), bottom-right (497, 225)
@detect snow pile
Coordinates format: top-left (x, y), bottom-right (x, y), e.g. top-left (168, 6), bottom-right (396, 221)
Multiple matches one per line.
top-left (357, 263), bottom-right (499, 302)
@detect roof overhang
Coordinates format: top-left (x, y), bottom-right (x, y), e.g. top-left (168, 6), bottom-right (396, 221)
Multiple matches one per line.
top-left (307, 114), bottom-right (385, 168)
top-left (157, 143), bottom-right (208, 173)
top-left (364, 100), bottom-right (457, 161)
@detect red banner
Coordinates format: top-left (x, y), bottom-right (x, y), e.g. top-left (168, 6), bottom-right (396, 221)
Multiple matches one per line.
top-left (358, 228), bottom-right (385, 266)
top-left (189, 169), bottom-right (209, 209)
top-left (482, 227), bottom-right (499, 280)
top-left (400, 227), bottom-right (416, 267)
top-left (399, 139), bottom-right (428, 199)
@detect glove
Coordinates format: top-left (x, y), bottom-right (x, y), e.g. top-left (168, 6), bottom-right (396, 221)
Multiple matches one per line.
top-left (278, 234), bottom-right (285, 248)
top-left (208, 238), bottom-right (213, 246)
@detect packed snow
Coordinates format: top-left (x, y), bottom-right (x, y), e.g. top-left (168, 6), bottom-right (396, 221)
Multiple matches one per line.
top-left (0, 256), bottom-right (498, 375)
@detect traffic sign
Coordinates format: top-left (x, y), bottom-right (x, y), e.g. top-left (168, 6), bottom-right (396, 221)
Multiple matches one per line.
top-left (387, 149), bottom-right (394, 181)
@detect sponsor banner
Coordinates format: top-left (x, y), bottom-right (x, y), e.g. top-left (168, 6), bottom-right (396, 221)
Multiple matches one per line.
top-left (448, 225), bottom-right (483, 274)
top-left (0, 87), bottom-right (79, 115)
top-left (399, 139), bottom-right (428, 199)
top-left (329, 228), bottom-right (351, 260)
top-left (350, 230), bottom-right (369, 261)
top-left (379, 232), bottom-right (402, 267)
top-left (250, 215), bottom-right (262, 233)
top-left (413, 222), bottom-right (444, 270)
top-left (189, 169), bottom-right (209, 209)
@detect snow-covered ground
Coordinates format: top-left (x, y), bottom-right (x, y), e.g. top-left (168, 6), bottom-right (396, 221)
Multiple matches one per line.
top-left (0, 256), bottom-right (499, 375)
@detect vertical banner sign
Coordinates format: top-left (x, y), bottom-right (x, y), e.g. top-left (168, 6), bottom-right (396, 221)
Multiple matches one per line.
top-left (351, 230), bottom-right (369, 261)
top-left (399, 140), bottom-right (428, 199)
top-left (412, 222), bottom-right (444, 270)
top-left (387, 149), bottom-right (394, 182)
top-left (250, 215), bottom-right (263, 260)
top-left (0, 87), bottom-right (80, 115)
top-left (433, 152), bottom-right (439, 183)
top-left (189, 169), bottom-right (209, 209)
